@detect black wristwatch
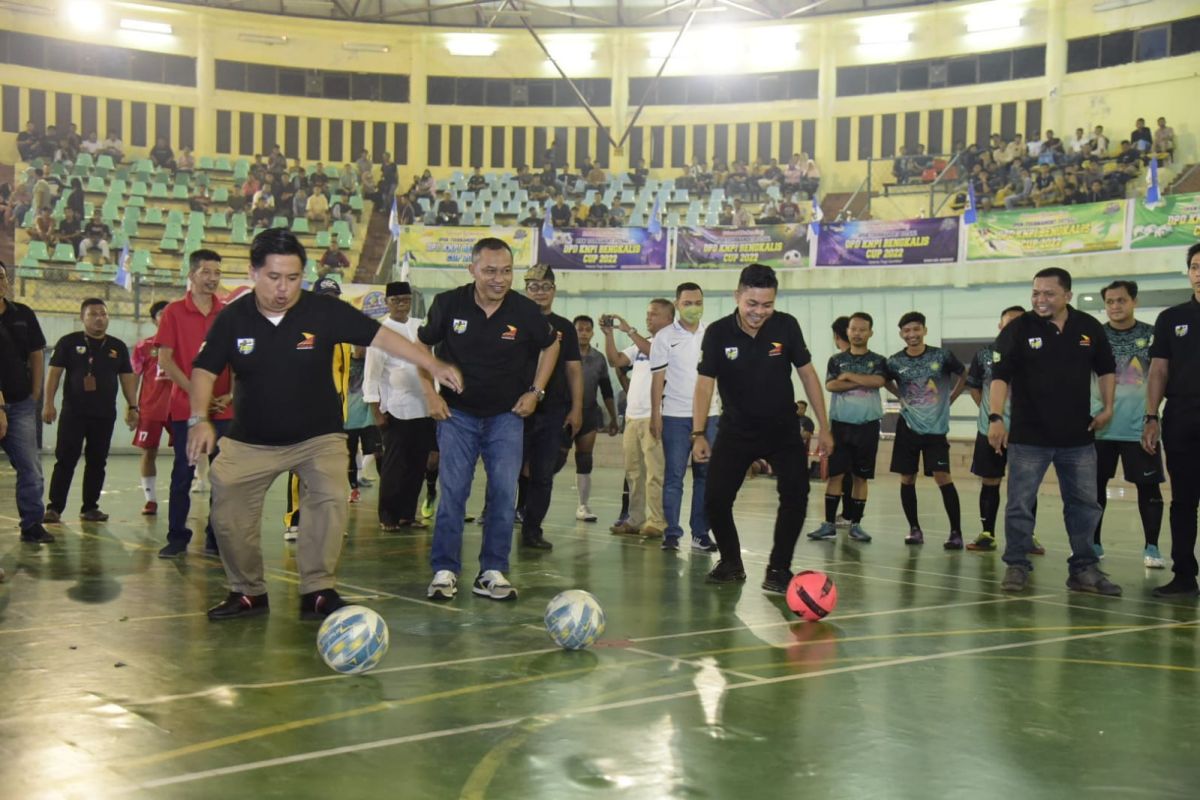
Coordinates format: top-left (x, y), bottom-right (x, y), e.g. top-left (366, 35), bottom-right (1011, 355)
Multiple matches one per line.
top-left (1144, 414), bottom-right (1159, 423)
top-left (988, 413), bottom-right (1004, 423)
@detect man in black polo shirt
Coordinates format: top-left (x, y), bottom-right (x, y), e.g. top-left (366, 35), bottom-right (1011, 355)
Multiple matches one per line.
top-left (989, 266), bottom-right (1119, 595)
top-left (418, 238), bottom-right (559, 602)
top-left (187, 228), bottom-right (462, 621)
top-left (692, 264), bottom-right (833, 591)
top-left (42, 299), bottom-right (138, 523)
top-left (1143, 242), bottom-right (1200, 597)
top-left (0, 260), bottom-right (53, 544)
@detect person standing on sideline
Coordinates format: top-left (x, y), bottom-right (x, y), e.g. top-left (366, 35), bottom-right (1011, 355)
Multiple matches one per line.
top-left (188, 228), bottom-right (462, 620)
top-left (516, 265), bottom-right (581, 550)
top-left (131, 300), bottom-right (172, 515)
top-left (1143, 243), bottom-right (1200, 597)
top-left (828, 316), bottom-right (855, 527)
top-left (989, 266), bottom-right (1119, 595)
top-left (808, 311), bottom-right (886, 543)
top-left (42, 299), bottom-right (138, 522)
top-left (884, 312), bottom-right (967, 548)
top-left (344, 345), bottom-right (381, 503)
top-left (155, 250), bottom-right (234, 558)
top-left (571, 314), bottom-right (618, 522)
top-left (0, 260), bottom-right (53, 544)
top-left (691, 264), bottom-right (833, 590)
top-left (651, 282), bottom-right (720, 553)
top-left (418, 238), bottom-right (558, 601)
top-left (1091, 281), bottom-right (1164, 567)
top-left (364, 281), bottom-right (435, 530)
top-left (603, 301), bottom-right (673, 537)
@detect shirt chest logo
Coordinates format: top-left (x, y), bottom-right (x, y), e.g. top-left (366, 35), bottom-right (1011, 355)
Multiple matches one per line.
top-left (1079, 334), bottom-right (1092, 347)
top-left (501, 325), bottom-right (518, 341)
top-left (452, 319), bottom-right (468, 334)
top-left (724, 347), bottom-right (739, 360)
top-left (237, 338), bottom-right (255, 355)
top-left (75, 345), bottom-right (86, 354)
top-left (296, 332), bottom-right (316, 350)
top-left (768, 342), bottom-right (784, 357)
top-left (1028, 337), bottom-right (1043, 350)
top-left (1177, 324), bottom-right (1190, 337)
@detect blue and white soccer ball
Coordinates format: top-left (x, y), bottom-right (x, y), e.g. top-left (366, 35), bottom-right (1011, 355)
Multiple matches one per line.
top-left (544, 590), bottom-right (606, 650)
top-left (317, 605), bottom-right (390, 674)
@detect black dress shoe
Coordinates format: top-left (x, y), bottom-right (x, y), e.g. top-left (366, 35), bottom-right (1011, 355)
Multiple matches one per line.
top-left (1152, 577), bottom-right (1200, 598)
top-left (522, 536), bottom-right (553, 550)
top-left (300, 588), bottom-right (347, 620)
top-left (207, 592), bottom-right (270, 620)
top-left (706, 560), bottom-right (747, 584)
top-left (157, 541), bottom-right (188, 559)
top-left (20, 524), bottom-right (55, 544)
top-left (761, 566), bottom-right (793, 594)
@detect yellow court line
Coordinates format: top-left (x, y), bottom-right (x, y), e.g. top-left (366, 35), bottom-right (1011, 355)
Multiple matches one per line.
top-left (965, 655), bottom-right (1200, 673)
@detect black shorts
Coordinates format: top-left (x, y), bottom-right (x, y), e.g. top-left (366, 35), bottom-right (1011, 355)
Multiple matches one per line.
top-left (970, 432), bottom-right (1007, 479)
top-left (1095, 439), bottom-right (1164, 484)
top-left (890, 417), bottom-right (951, 477)
top-left (347, 425), bottom-right (382, 455)
top-left (577, 407), bottom-right (603, 437)
top-left (827, 420), bottom-right (881, 480)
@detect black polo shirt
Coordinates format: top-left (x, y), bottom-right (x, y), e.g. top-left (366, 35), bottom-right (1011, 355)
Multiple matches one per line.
top-left (539, 312), bottom-right (581, 411)
top-left (418, 284), bottom-right (556, 417)
top-left (1149, 295), bottom-right (1200, 413)
top-left (0, 300), bottom-right (46, 403)
top-left (697, 311), bottom-right (811, 434)
top-left (49, 332), bottom-right (132, 419)
top-left (194, 292), bottom-right (380, 445)
top-left (992, 307), bottom-right (1115, 447)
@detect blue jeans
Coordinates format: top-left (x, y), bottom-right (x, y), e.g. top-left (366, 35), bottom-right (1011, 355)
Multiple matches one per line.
top-left (167, 419), bottom-right (229, 547)
top-left (662, 415), bottom-right (717, 541)
top-left (1002, 443), bottom-right (1101, 573)
top-left (0, 396), bottom-right (45, 530)
top-left (431, 409), bottom-right (524, 575)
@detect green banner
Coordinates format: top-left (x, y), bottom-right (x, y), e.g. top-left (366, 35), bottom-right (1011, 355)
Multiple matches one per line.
top-left (1132, 193), bottom-right (1200, 249)
top-left (966, 200), bottom-right (1127, 260)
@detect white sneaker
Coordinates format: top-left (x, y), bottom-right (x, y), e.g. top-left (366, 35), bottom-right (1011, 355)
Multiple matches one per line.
top-left (427, 570), bottom-right (457, 600)
top-left (835, 514), bottom-right (850, 528)
top-left (576, 504), bottom-right (598, 522)
top-left (191, 479), bottom-right (207, 494)
top-left (283, 526), bottom-right (298, 542)
top-left (472, 570), bottom-right (517, 601)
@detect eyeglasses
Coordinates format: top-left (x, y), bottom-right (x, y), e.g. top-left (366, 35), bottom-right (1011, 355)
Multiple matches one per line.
top-left (525, 282), bottom-right (555, 293)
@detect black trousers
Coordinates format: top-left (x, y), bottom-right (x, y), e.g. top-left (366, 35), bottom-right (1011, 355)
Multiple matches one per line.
top-left (705, 419), bottom-right (809, 571)
top-left (1163, 404), bottom-right (1200, 579)
top-left (378, 416), bottom-right (435, 524)
top-left (48, 410), bottom-right (115, 513)
top-left (520, 405), bottom-right (567, 541)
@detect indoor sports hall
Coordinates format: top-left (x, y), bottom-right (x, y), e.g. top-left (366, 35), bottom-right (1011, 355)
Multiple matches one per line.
top-left (2, 0), bottom-right (1199, 796)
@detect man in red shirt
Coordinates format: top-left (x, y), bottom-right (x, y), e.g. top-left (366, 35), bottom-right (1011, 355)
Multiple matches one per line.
top-left (155, 250), bottom-right (234, 558)
top-left (132, 300), bottom-right (173, 515)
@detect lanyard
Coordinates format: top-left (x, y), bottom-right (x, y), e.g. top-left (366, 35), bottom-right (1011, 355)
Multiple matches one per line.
top-left (85, 336), bottom-right (106, 376)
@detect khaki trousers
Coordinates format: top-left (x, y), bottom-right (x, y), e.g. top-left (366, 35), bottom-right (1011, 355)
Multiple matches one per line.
top-left (623, 417), bottom-right (667, 529)
top-left (211, 433), bottom-right (347, 596)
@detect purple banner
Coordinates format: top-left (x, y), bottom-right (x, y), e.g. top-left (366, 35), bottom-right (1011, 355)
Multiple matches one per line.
top-left (537, 227), bottom-right (668, 270)
top-left (815, 217), bottom-right (960, 267)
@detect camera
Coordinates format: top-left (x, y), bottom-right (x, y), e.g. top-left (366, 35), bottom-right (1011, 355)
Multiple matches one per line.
top-left (599, 314), bottom-right (615, 328)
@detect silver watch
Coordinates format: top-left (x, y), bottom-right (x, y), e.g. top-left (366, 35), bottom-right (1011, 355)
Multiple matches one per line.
top-left (187, 415), bottom-right (208, 428)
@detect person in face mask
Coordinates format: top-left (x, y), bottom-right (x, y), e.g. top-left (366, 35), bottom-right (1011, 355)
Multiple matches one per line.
top-left (649, 282), bottom-right (720, 553)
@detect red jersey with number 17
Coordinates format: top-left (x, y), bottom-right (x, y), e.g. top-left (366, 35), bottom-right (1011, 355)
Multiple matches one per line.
top-left (132, 337), bottom-right (172, 423)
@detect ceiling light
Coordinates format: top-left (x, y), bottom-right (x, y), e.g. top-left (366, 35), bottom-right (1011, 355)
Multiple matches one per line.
top-left (120, 18), bottom-right (173, 35)
top-left (965, 2), bottom-right (1023, 33)
top-left (65, 0), bottom-right (103, 31)
top-left (859, 20), bottom-right (912, 45)
top-left (343, 42), bottom-right (390, 53)
top-left (446, 33), bottom-right (497, 57)
top-left (238, 33), bottom-right (289, 45)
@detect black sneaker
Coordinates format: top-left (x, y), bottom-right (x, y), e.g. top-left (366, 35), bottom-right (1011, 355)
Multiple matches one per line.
top-left (20, 524), bottom-right (55, 544)
top-left (157, 541), bottom-right (188, 559)
top-left (80, 509), bottom-right (110, 522)
top-left (207, 592), bottom-right (270, 621)
top-left (300, 588), bottom-right (347, 620)
top-left (944, 532), bottom-right (964, 551)
top-left (1151, 577), bottom-right (1200, 598)
top-left (761, 566), bottom-right (793, 594)
top-left (1066, 566), bottom-right (1122, 597)
top-left (705, 560), bottom-right (747, 584)
top-left (522, 535), bottom-right (553, 550)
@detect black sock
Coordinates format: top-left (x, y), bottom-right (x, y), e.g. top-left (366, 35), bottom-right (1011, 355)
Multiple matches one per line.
top-left (847, 497), bottom-right (866, 524)
top-left (900, 483), bottom-right (919, 529)
top-left (620, 478), bottom-right (630, 518)
top-left (824, 494), bottom-right (841, 524)
top-left (939, 483), bottom-right (961, 533)
top-left (1138, 483), bottom-right (1164, 547)
top-left (425, 467), bottom-right (438, 496)
top-left (516, 474), bottom-right (528, 513)
top-left (1095, 479), bottom-right (1108, 545)
top-left (979, 483), bottom-right (1000, 534)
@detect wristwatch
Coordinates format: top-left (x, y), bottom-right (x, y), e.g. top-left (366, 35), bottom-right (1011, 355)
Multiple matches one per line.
top-left (690, 430), bottom-right (707, 440)
top-left (187, 414), bottom-right (208, 428)
top-left (988, 413), bottom-right (1003, 423)
top-left (1143, 414), bottom-right (1159, 423)
top-left (528, 386), bottom-right (546, 402)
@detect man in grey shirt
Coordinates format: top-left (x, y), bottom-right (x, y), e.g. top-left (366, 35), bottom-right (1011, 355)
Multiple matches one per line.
top-left (568, 315), bottom-right (618, 521)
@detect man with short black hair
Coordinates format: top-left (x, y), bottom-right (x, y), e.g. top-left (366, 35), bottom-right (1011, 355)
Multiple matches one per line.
top-left (1143, 243), bottom-right (1200, 597)
top-left (132, 300), bottom-right (173, 515)
top-left (990, 266), bottom-right (1119, 595)
top-left (571, 314), bottom-right (617, 522)
top-left (692, 264), bottom-right (832, 590)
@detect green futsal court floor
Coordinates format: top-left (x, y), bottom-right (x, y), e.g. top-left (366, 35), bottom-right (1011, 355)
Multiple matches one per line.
top-left (1, 455), bottom-right (1197, 798)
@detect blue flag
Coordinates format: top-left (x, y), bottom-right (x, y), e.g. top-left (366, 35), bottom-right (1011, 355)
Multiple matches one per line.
top-left (808, 194), bottom-right (824, 239)
top-left (647, 196), bottom-right (663, 238)
top-left (542, 205), bottom-right (555, 246)
top-left (963, 181), bottom-right (978, 225)
top-left (388, 195), bottom-right (401, 238)
top-left (1145, 157), bottom-right (1160, 205)
top-left (113, 243), bottom-right (132, 291)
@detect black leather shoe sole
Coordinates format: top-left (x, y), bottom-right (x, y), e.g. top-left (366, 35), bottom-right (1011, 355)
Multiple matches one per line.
top-left (522, 538), bottom-right (553, 550)
top-left (207, 595), bottom-right (270, 621)
top-left (1152, 582), bottom-right (1200, 598)
top-left (706, 567), bottom-right (747, 584)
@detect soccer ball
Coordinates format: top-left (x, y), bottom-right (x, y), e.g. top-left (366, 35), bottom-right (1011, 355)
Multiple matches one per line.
top-left (545, 590), bottom-right (606, 650)
top-left (316, 605), bottom-right (390, 674)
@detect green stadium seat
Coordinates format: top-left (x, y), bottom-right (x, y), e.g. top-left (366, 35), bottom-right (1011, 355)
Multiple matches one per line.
top-left (21, 209), bottom-right (34, 228)
top-left (114, 165), bottom-right (131, 181)
top-left (208, 211), bottom-right (229, 229)
top-left (230, 226), bottom-right (251, 245)
top-left (123, 218), bottom-right (140, 236)
top-left (143, 207), bottom-right (164, 225)
top-left (211, 187), bottom-right (229, 203)
top-left (166, 209), bottom-right (184, 225)
top-left (271, 215), bottom-right (289, 228)
top-left (291, 217), bottom-right (310, 233)
top-left (163, 222), bottom-right (184, 240)
top-left (215, 157), bottom-right (233, 172)
top-left (187, 211), bottom-right (205, 227)
top-left (127, 195), bottom-right (146, 208)
top-left (51, 243), bottom-right (76, 262)
top-left (26, 241), bottom-right (50, 261)
top-left (153, 169), bottom-right (171, 184)
top-left (331, 220), bottom-right (352, 245)
top-left (130, 250), bottom-right (153, 273)
top-left (149, 183), bottom-right (170, 199)
top-left (130, 181), bottom-right (149, 196)
top-left (230, 212), bottom-right (247, 228)
top-left (198, 156), bottom-right (215, 170)
top-left (160, 237), bottom-right (180, 253)
top-left (95, 154), bottom-right (114, 175)
top-left (110, 231), bottom-right (129, 249)
top-left (194, 171), bottom-right (210, 187)
top-left (303, 259), bottom-right (319, 283)
top-left (233, 160), bottom-right (250, 181)
top-left (349, 195), bottom-right (364, 212)
top-left (50, 162), bottom-right (68, 179)
top-left (86, 175), bottom-right (106, 192)
top-left (75, 260), bottom-right (95, 275)
top-left (315, 230), bottom-right (331, 247)
top-left (172, 184), bottom-right (190, 200)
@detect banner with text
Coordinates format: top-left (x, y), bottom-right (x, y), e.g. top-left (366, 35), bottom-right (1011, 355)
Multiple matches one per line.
top-left (966, 200), bottom-right (1128, 260)
top-left (1131, 193), bottom-right (1200, 249)
top-left (676, 224), bottom-right (810, 269)
top-left (538, 226), bottom-right (668, 270)
top-left (399, 225), bottom-right (536, 268)
top-left (815, 217), bottom-right (960, 267)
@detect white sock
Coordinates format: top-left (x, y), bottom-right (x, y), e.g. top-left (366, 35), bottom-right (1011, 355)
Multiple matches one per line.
top-left (577, 474), bottom-right (591, 506)
top-left (362, 453), bottom-right (377, 479)
top-left (141, 476), bottom-right (157, 502)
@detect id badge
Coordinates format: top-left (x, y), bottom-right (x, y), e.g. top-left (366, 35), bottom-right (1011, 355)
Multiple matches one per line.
top-left (83, 374), bottom-right (97, 392)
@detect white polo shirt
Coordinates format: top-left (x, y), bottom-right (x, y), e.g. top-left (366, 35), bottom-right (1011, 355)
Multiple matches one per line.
top-left (649, 319), bottom-right (720, 419)
top-left (622, 344), bottom-right (653, 420)
top-left (363, 316), bottom-right (430, 420)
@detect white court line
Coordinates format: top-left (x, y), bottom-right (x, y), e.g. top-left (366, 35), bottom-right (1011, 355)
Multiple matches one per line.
top-left (623, 646), bottom-right (766, 683)
top-left (130, 616), bottom-right (1200, 790)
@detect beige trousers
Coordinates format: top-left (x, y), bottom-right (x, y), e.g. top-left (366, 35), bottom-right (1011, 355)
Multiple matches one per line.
top-left (623, 417), bottom-right (667, 529)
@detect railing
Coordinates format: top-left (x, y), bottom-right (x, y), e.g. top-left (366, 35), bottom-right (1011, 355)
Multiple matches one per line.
top-left (838, 175), bottom-right (871, 220)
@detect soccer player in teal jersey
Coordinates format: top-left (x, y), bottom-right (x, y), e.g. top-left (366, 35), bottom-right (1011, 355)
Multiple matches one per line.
top-left (809, 312), bottom-right (887, 543)
top-left (1091, 280), bottom-right (1165, 567)
top-left (884, 311), bottom-right (967, 548)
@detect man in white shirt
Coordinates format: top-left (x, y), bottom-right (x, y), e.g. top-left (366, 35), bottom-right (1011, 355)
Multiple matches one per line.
top-left (650, 282), bottom-right (720, 553)
top-left (603, 300), bottom-right (674, 538)
top-left (364, 281), bottom-right (435, 530)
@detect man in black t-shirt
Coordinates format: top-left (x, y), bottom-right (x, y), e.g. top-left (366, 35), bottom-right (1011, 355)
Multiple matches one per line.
top-left (692, 264), bottom-right (833, 592)
top-left (1143, 242), bottom-right (1200, 597)
top-left (187, 229), bottom-right (462, 621)
top-left (43, 299), bottom-right (138, 523)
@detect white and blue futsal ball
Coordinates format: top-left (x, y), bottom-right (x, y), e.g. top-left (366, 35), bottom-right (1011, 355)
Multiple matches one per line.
top-left (545, 590), bottom-right (606, 650)
top-left (317, 605), bottom-right (390, 674)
